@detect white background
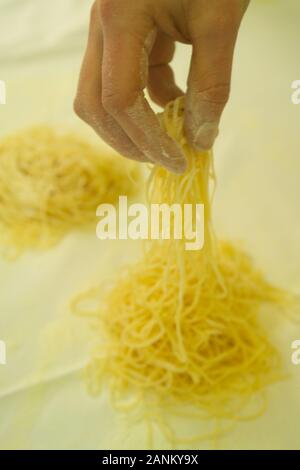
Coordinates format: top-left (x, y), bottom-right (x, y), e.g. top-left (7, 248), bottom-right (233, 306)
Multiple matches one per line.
top-left (0, 0), bottom-right (300, 449)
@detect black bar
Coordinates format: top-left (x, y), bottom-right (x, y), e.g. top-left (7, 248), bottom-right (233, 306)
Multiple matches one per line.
top-left (0, 450), bottom-right (299, 465)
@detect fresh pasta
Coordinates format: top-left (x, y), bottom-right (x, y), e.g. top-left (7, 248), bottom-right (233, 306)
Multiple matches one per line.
top-left (73, 97), bottom-right (295, 446)
top-left (0, 126), bottom-right (142, 257)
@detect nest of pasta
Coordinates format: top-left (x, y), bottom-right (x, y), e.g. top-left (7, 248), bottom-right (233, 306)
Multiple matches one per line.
top-left (0, 126), bottom-right (142, 257)
top-left (73, 98), bottom-right (295, 446)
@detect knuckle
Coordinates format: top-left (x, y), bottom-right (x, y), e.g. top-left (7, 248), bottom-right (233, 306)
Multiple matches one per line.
top-left (73, 96), bottom-right (99, 124)
top-left (74, 96), bottom-right (108, 134)
top-left (102, 89), bottom-right (136, 114)
top-left (73, 97), bottom-right (86, 119)
top-left (198, 84), bottom-right (230, 107)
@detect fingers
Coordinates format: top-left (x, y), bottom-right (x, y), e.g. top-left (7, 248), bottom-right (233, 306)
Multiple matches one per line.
top-left (185, 6), bottom-right (245, 150)
top-left (100, 2), bottom-right (187, 174)
top-left (147, 32), bottom-right (183, 108)
top-left (74, 2), bottom-right (149, 163)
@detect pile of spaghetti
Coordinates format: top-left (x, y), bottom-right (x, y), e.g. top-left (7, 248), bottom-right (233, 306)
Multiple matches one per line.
top-left (0, 126), bottom-right (141, 257)
top-left (73, 98), bottom-right (294, 445)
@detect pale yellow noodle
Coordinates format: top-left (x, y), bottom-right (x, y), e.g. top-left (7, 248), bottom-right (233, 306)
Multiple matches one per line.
top-left (73, 97), bottom-right (296, 447)
top-left (0, 126), bottom-right (142, 257)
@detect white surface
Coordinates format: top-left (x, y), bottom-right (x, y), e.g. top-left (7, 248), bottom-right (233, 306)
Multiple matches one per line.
top-left (0, 0), bottom-right (300, 449)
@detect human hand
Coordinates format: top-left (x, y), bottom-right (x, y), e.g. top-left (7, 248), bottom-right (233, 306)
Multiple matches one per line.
top-left (74, 0), bottom-right (250, 174)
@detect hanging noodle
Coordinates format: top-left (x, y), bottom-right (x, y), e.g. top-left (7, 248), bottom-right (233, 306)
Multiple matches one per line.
top-left (72, 97), bottom-right (296, 447)
top-left (0, 126), bottom-right (142, 257)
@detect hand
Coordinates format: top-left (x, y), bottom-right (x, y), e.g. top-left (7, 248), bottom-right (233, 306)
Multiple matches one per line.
top-left (74, 0), bottom-right (250, 174)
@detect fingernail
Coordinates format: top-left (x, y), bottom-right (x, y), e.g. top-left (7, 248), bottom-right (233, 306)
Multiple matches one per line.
top-left (155, 140), bottom-right (186, 174)
top-left (164, 159), bottom-right (187, 175)
top-left (163, 155), bottom-right (187, 174)
top-left (193, 122), bottom-right (219, 150)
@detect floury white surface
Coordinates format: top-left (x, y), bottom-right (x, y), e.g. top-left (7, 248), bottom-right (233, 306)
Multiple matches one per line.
top-left (0, 0), bottom-right (300, 449)
top-left (0, 0), bottom-right (90, 64)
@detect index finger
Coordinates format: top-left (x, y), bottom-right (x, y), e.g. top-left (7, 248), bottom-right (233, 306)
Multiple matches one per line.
top-left (99, 1), bottom-right (187, 174)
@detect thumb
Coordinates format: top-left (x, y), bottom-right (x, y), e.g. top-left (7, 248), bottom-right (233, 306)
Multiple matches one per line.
top-left (185, 24), bottom-right (239, 150)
